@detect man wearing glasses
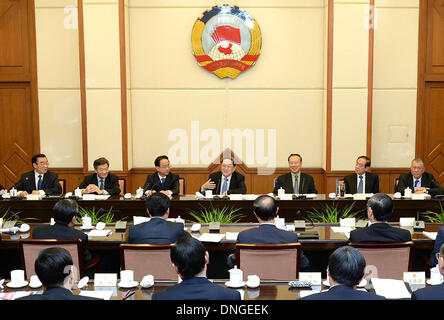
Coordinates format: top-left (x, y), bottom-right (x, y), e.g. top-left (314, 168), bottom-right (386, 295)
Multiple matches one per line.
top-left (200, 157), bottom-right (246, 195)
top-left (143, 155), bottom-right (179, 196)
top-left (412, 243), bottom-right (444, 300)
top-left (14, 154), bottom-right (62, 197)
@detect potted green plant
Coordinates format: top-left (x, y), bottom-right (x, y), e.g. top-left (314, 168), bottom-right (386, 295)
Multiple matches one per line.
top-left (422, 201), bottom-right (444, 223)
top-left (307, 202), bottom-right (364, 223)
top-left (76, 206), bottom-right (117, 224)
top-left (0, 207), bottom-right (38, 224)
top-left (187, 204), bottom-right (244, 223)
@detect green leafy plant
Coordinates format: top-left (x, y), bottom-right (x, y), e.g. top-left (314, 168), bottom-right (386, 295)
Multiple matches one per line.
top-left (0, 207), bottom-right (38, 224)
top-left (187, 204), bottom-right (244, 223)
top-left (76, 206), bottom-right (116, 224)
top-left (422, 202), bottom-right (444, 223)
top-left (307, 202), bottom-right (363, 223)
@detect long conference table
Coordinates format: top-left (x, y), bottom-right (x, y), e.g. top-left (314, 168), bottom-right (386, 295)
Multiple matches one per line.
top-left (1, 194), bottom-right (443, 223)
top-left (0, 221), bottom-right (441, 279)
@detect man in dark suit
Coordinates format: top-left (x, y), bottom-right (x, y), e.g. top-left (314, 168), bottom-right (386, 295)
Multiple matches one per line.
top-left (413, 243), bottom-right (444, 300)
top-left (143, 155), bottom-right (179, 196)
top-left (33, 199), bottom-right (93, 263)
top-left (14, 154), bottom-right (62, 196)
top-left (273, 153), bottom-right (317, 194)
top-left (344, 155), bottom-right (379, 194)
top-left (78, 157), bottom-right (121, 196)
top-left (301, 246), bottom-right (385, 300)
top-left (128, 192), bottom-right (185, 244)
top-left (349, 193), bottom-right (412, 242)
top-left (152, 234), bottom-right (241, 300)
top-left (227, 195), bottom-right (309, 269)
top-left (200, 157), bottom-right (246, 195)
top-left (430, 227), bottom-right (444, 266)
top-left (17, 247), bottom-right (101, 300)
top-left (396, 158), bottom-right (443, 196)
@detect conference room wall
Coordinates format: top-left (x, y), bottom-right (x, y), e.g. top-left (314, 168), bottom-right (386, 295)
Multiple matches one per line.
top-left (35, 0), bottom-right (84, 168)
top-left (371, 2), bottom-right (419, 168)
top-left (330, 1), bottom-right (369, 171)
top-left (128, 1), bottom-right (326, 169)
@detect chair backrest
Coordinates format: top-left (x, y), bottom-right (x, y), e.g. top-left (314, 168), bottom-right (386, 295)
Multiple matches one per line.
top-left (120, 244), bottom-right (176, 281)
top-left (179, 177), bottom-right (186, 196)
top-left (394, 177), bottom-right (400, 193)
top-left (58, 179), bottom-right (65, 194)
top-left (235, 243), bottom-right (301, 280)
top-left (350, 242), bottom-right (414, 280)
top-left (118, 178), bottom-right (126, 196)
top-left (19, 239), bottom-right (83, 280)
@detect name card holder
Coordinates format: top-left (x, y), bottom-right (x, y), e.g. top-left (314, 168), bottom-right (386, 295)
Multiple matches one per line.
top-left (82, 194), bottom-right (95, 201)
top-left (94, 273), bottom-right (117, 287)
top-left (403, 272), bottom-right (425, 285)
top-left (340, 218), bottom-right (356, 227)
top-left (298, 272), bottom-right (322, 286)
top-left (400, 217), bottom-right (415, 227)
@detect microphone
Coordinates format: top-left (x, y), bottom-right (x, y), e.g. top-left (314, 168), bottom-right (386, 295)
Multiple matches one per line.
top-left (146, 179), bottom-right (161, 195)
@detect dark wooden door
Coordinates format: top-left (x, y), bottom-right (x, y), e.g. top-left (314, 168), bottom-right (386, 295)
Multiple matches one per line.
top-left (0, 0), bottom-right (39, 188)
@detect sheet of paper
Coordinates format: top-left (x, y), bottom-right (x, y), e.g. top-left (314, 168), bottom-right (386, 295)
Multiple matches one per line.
top-left (225, 232), bottom-right (239, 241)
top-left (197, 233), bottom-right (226, 243)
top-left (423, 231), bottom-right (437, 240)
top-left (298, 290), bottom-right (322, 298)
top-left (371, 278), bottom-right (411, 299)
top-left (94, 195), bottom-right (111, 200)
top-left (79, 290), bottom-right (113, 300)
top-left (133, 216), bottom-right (150, 225)
top-left (242, 194), bottom-right (259, 200)
top-left (87, 229), bottom-right (111, 237)
top-left (330, 226), bottom-right (352, 233)
top-left (0, 291), bottom-right (38, 300)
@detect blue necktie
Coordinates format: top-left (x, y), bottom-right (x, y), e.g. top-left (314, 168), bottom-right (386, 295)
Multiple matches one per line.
top-left (357, 175), bottom-right (363, 193)
top-left (293, 175), bottom-right (299, 194)
top-left (161, 177), bottom-right (166, 188)
top-left (37, 175), bottom-right (43, 190)
top-left (221, 178), bottom-right (228, 195)
top-left (99, 179), bottom-right (104, 190)
top-left (414, 179), bottom-right (419, 188)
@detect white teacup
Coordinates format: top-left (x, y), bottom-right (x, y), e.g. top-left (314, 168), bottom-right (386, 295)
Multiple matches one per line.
top-left (247, 275), bottom-right (260, 287)
top-left (140, 275), bottom-right (154, 288)
top-left (10, 270), bottom-right (25, 284)
top-left (430, 266), bottom-right (443, 284)
top-left (229, 266), bottom-right (243, 285)
top-left (74, 188), bottom-right (82, 197)
top-left (82, 216), bottom-right (92, 229)
top-left (205, 190), bottom-right (213, 198)
top-left (120, 270), bottom-right (134, 285)
top-left (29, 275), bottom-right (42, 287)
top-left (136, 187), bottom-right (144, 197)
top-left (96, 222), bottom-right (105, 230)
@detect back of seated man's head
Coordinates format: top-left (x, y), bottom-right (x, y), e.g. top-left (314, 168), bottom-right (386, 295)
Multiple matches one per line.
top-left (253, 195), bottom-right (277, 221)
top-left (53, 199), bottom-right (78, 225)
top-left (171, 234), bottom-right (206, 280)
top-left (367, 193), bottom-right (393, 221)
top-left (145, 192), bottom-right (170, 217)
top-left (328, 246), bottom-right (366, 287)
top-left (35, 247), bottom-right (74, 288)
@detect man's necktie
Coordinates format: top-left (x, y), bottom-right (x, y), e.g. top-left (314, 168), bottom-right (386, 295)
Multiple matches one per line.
top-left (414, 179), bottom-right (419, 188)
top-left (99, 179), bottom-right (104, 190)
top-left (221, 177), bottom-right (228, 195)
top-left (293, 175), bottom-right (299, 194)
top-left (161, 177), bottom-right (166, 188)
top-left (37, 175), bottom-right (43, 190)
top-left (357, 175), bottom-right (363, 193)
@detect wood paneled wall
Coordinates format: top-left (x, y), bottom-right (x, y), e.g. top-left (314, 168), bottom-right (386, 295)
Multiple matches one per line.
top-left (417, 0), bottom-right (444, 185)
top-left (0, 0), bottom-right (39, 187)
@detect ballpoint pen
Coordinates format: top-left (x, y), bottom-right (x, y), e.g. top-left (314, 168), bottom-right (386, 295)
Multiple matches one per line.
top-left (122, 291), bottom-right (135, 300)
